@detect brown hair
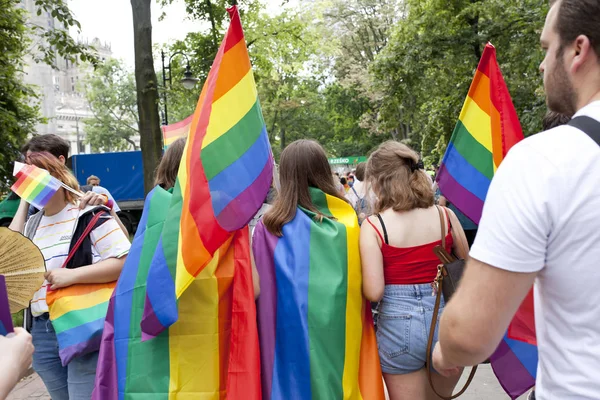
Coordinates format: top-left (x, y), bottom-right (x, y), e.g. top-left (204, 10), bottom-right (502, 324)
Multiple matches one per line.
top-left (355, 162), bottom-right (366, 181)
top-left (87, 175), bottom-right (100, 185)
top-left (28, 151), bottom-right (80, 204)
top-left (22, 134), bottom-right (70, 160)
top-left (263, 140), bottom-right (346, 236)
top-left (155, 138), bottom-right (186, 189)
top-left (552, 0), bottom-right (600, 58)
top-left (542, 111), bottom-right (571, 130)
top-left (366, 141), bottom-right (434, 213)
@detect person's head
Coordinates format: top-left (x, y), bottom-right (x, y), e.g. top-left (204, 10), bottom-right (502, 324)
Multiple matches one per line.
top-left (28, 151), bottom-right (79, 204)
top-left (263, 140), bottom-right (345, 236)
top-left (155, 138), bottom-right (186, 190)
top-left (22, 134), bottom-right (70, 164)
top-left (340, 177), bottom-right (347, 186)
top-left (87, 175), bottom-right (100, 186)
top-left (540, 0), bottom-right (600, 116)
top-left (366, 141), bottom-right (434, 214)
top-left (355, 162), bottom-right (366, 182)
top-left (542, 110), bottom-right (572, 130)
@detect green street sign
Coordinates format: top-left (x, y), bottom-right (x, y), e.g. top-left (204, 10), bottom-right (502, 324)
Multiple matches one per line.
top-left (328, 156), bottom-right (367, 165)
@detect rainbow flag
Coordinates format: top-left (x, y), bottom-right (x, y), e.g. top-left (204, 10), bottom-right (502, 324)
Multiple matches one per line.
top-left (253, 188), bottom-right (385, 400)
top-left (141, 5), bottom-right (272, 338)
top-left (437, 43), bottom-right (523, 224)
top-left (437, 43), bottom-right (536, 399)
top-left (12, 162), bottom-right (62, 210)
top-left (162, 115), bottom-right (192, 150)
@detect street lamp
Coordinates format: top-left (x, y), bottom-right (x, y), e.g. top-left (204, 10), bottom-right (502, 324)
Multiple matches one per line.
top-left (161, 50), bottom-right (200, 125)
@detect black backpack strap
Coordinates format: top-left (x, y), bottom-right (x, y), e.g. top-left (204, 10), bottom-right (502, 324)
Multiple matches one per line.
top-left (65, 206), bottom-right (111, 269)
top-left (568, 116), bottom-right (600, 146)
top-left (375, 214), bottom-right (389, 245)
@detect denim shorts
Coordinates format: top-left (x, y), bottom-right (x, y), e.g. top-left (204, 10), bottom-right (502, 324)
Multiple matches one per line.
top-left (376, 283), bottom-right (445, 375)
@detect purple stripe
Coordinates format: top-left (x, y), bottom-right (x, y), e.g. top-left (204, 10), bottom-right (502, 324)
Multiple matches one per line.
top-left (437, 164), bottom-right (484, 224)
top-left (490, 338), bottom-right (536, 399)
top-left (140, 295), bottom-right (161, 342)
top-left (216, 153), bottom-right (273, 231)
top-left (92, 295), bottom-right (118, 400)
top-left (253, 221), bottom-right (279, 399)
top-left (58, 333), bottom-right (103, 367)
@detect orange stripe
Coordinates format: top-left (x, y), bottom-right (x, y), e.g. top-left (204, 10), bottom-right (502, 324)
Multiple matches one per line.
top-left (37, 218), bottom-right (76, 230)
top-left (358, 300), bottom-right (385, 399)
top-left (212, 39), bottom-right (251, 103)
top-left (46, 282), bottom-right (115, 302)
top-left (94, 227), bottom-right (120, 246)
top-left (468, 70), bottom-right (492, 116)
top-left (30, 297), bottom-right (46, 303)
top-left (215, 240), bottom-right (235, 399)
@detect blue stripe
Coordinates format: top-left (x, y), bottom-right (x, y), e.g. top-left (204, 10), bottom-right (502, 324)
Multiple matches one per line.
top-left (271, 210), bottom-right (312, 400)
top-left (44, 254), bottom-right (68, 262)
top-left (0, 321), bottom-right (7, 336)
top-left (113, 188), bottom-right (155, 399)
top-left (442, 143), bottom-right (491, 201)
top-left (55, 317), bottom-right (106, 348)
top-left (209, 126), bottom-right (270, 216)
top-left (145, 238), bottom-right (178, 329)
top-left (504, 336), bottom-right (538, 377)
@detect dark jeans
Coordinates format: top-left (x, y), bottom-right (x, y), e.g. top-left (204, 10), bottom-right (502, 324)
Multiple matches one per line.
top-left (31, 314), bottom-right (99, 400)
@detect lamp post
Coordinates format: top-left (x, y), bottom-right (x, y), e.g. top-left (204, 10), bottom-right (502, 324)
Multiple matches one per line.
top-left (161, 50), bottom-right (199, 125)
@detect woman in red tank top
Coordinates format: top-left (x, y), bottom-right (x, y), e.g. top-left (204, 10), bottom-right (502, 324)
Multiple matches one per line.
top-left (360, 141), bottom-right (469, 400)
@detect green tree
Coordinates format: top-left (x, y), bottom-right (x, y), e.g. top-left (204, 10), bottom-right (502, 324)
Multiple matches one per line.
top-left (83, 59), bottom-right (139, 152)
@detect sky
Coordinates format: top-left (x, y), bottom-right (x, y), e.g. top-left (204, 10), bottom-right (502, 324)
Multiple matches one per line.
top-left (67, 0), bottom-right (292, 67)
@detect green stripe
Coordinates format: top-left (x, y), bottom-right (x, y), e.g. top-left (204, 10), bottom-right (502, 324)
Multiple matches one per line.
top-left (41, 241), bottom-right (70, 251)
top-left (201, 100), bottom-right (265, 181)
top-left (52, 301), bottom-right (108, 334)
top-left (307, 188), bottom-right (347, 397)
top-left (125, 187), bottom-right (171, 396)
top-left (451, 120), bottom-right (494, 180)
top-left (27, 179), bottom-right (46, 202)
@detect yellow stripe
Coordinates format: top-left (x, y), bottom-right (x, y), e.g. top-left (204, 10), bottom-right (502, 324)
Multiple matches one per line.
top-left (325, 195), bottom-right (363, 399)
top-left (169, 247), bottom-right (223, 399)
top-left (98, 237), bottom-right (130, 256)
top-left (458, 97), bottom-right (493, 153)
top-left (35, 228), bottom-right (72, 241)
top-left (49, 288), bottom-right (114, 319)
top-left (21, 173), bottom-right (48, 200)
top-left (201, 70), bottom-right (258, 149)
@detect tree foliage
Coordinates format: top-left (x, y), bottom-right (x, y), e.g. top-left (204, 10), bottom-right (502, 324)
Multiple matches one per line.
top-left (83, 59), bottom-right (139, 152)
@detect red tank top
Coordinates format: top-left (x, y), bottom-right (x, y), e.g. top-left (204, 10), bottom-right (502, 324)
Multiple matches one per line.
top-left (366, 209), bottom-right (454, 285)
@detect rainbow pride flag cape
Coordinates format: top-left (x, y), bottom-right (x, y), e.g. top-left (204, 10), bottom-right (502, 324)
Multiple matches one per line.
top-left (141, 5), bottom-right (272, 338)
top-left (12, 162), bottom-right (62, 210)
top-left (437, 43), bottom-right (523, 224)
top-left (253, 188), bottom-right (385, 400)
top-left (162, 115), bottom-right (192, 150)
top-left (437, 43), bottom-right (536, 399)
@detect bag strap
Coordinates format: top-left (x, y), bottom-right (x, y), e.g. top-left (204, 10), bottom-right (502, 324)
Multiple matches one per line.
top-left (568, 116), bottom-right (600, 146)
top-left (60, 211), bottom-right (106, 269)
top-left (375, 214), bottom-right (389, 245)
top-left (436, 205), bottom-right (446, 249)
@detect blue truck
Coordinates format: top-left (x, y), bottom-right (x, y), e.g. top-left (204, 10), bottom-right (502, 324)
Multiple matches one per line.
top-left (68, 151), bottom-right (145, 233)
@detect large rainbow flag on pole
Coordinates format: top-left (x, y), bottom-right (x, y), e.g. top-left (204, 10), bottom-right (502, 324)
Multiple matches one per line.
top-left (253, 188), bottom-right (385, 400)
top-left (437, 43), bottom-right (537, 399)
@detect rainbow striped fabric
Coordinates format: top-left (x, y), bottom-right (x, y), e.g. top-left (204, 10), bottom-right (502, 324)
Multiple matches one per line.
top-left (46, 282), bottom-right (115, 366)
top-left (253, 188), bottom-right (385, 400)
top-left (12, 162), bottom-right (62, 210)
top-left (141, 5), bottom-right (272, 338)
top-left (94, 186), bottom-right (261, 399)
top-left (490, 334), bottom-right (538, 399)
top-left (437, 43), bottom-right (523, 224)
top-left (161, 115), bottom-right (192, 150)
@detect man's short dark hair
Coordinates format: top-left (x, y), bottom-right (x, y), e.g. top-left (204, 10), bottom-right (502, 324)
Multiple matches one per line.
top-left (355, 162), bottom-right (366, 181)
top-left (22, 134), bottom-right (70, 159)
top-left (543, 111), bottom-right (571, 130)
top-left (553, 0), bottom-right (600, 59)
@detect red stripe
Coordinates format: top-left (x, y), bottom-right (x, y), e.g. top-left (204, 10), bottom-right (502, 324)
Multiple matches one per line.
top-left (224, 6), bottom-right (244, 53)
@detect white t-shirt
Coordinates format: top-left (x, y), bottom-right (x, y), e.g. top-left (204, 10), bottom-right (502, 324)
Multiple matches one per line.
top-left (91, 186), bottom-right (121, 212)
top-left (28, 204), bottom-right (131, 316)
top-left (470, 101), bottom-right (600, 399)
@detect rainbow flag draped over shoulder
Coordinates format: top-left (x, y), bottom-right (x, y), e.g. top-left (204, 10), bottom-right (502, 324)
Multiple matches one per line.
top-left (12, 162), bottom-right (62, 210)
top-left (253, 188), bottom-right (385, 400)
top-left (437, 43), bottom-right (537, 399)
top-left (162, 115), bottom-right (192, 150)
top-left (437, 43), bottom-right (523, 224)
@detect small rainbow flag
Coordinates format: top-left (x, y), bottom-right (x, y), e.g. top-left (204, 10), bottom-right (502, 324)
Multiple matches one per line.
top-left (162, 115), bottom-right (192, 150)
top-left (253, 188), bottom-right (385, 400)
top-left (437, 43), bottom-right (523, 224)
top-left (437, 43), bottom-right (536, 399)
top-left (12, 162), bottom-right (62, 210)
top-left (141, 5), bottom-right (272, 338)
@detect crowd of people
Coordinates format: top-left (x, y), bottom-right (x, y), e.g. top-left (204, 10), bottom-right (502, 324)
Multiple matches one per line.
top-left (1, 1), bottom-right (600, 399)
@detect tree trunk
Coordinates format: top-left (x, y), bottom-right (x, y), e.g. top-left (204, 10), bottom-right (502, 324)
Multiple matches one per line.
top-left (131, 0), bottom-right (162, 194)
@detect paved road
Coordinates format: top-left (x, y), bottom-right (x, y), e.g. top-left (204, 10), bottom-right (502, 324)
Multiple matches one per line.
top-left (8, 364), bottom-right (529, 399)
